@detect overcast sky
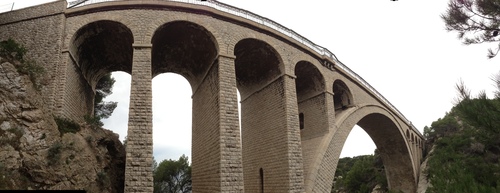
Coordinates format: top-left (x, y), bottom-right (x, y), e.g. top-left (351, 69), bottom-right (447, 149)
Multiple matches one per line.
top-left (4, 0), bottom-right (500, 163)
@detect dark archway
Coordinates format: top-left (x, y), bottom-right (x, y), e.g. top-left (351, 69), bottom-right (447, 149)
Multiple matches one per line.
top-left (151, 20), bottom-right (218, 88)
top-left (234, 38), bottom-right (282, 98)
top-left (357, 113), bottom-right (415, 192)
top-left (67, 20), bottom-right (133, 120)
top-left (312, 105), bottom-right (415, 193)
top-left (295, 61), bottom-right (325, 102)
top-left (294, 61), bottom-right (329, 189)
top-left (235, 38), bottom-right (296, 192)
top-left (333, 79), bottom-right (353, 111)
top-left (66, 20), bottom-right (133, 192)
top-left (152, 20), bottom-right (226, 192)
top-left (71, 20), bottom-right (133, 87)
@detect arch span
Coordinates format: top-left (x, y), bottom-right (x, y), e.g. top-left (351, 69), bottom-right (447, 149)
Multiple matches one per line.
top-left (333, 79), bottom-right (353, 111)
top-left (151, 20), bottom-right (219, 89)
top-left (62, 20), bottom-right (133, 120)
top-left (310, 104), bottom-right (416, 193)
top-left (235, 38), bottom-right (305, 192)
top-left (151, 20), bottom-right (244, 192)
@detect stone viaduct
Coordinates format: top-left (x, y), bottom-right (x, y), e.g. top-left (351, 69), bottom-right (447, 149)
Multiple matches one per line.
top-left (0, 0), bottom-right (424, 192)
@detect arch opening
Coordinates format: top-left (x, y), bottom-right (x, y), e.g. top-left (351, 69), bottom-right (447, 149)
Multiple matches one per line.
top-left (235, 38), bottom-right (292, 192)
top-left (152, 20), bottom-right (226, 192)
top-left (151, 21), bottom-right (218, 89)
top-left (314, 107), bottom-right (416, 193)
top-left (101, 72), bottom-right (131, 143)
top-left (66, 20), bottom-right (133, 121)
top-left (234, 38), bottom-right (283, 98)
top-left (333, 80), bottom-right (353, 111)
top-left (295, 61), bottom-right (325, 102)
top-left (151, 73), bottom-right (192, 164)
top-left (348, 113), bottom-right (415, 192)
top-left (71, 20), bottom-right (133, 89)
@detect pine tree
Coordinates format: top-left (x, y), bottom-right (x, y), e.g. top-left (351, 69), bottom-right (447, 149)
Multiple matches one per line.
top-left (441, 0), bottom-right (500, 58)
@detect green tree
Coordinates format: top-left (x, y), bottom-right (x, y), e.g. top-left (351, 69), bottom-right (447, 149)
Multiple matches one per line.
top-left (94, 74), bottom-right (117, 120)
top-left (332, 151), bottom-right (387, 193)
top-left (441, 0), bottom-right (500, 58)
top-left (425, 73), bottom-right (500, 193)
top-left (154, 155), bottom-right (192, 193)
top-left (87, 73), bottom-right (117, 127)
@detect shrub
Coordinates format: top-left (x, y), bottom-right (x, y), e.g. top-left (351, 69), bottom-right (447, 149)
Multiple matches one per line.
top-left (0, 38), bottom-right (26, 61)
top-left (47, 142), bottom-right (62, 165)
top-left (54, 116), bottom-right (80, 136)
top-left (97, 171), bottom-right (110, 187)
top-left (17, 59), bottom-right (45, 88)
top-left (0, 38), bottom-right (45, 90)
top-left (84, 114), bottom-right (103, 130)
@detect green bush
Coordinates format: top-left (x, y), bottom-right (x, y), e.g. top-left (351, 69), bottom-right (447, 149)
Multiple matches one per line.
top-left (0, 38), bottom-right (26, 61)
top-left (84, 114), bottom-right (103, 130)
top-left (332, 153), bottom-right (387, 193)
top-left (47, 142), bottom-right (62, 165)
top-left (0, 38), bottom-right (45, 90)
top-left (425, 98), bottom-right (500, 193)
top-left (54, 116), bottom-right (80, 136)
top-left (17, 59), bottom-right (45, 88)
top-left (97, 171), bottom-right (110, 187)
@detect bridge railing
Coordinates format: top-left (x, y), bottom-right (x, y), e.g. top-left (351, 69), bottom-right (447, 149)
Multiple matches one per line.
top-left (65, 0), bottom-right (419, 134)
top-left (0, 2), bottom-right (14, 13)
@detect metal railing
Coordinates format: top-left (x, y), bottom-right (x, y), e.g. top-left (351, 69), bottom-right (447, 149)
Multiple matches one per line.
top-left (66, 0), bottom-right (420, 134)
top-left (0, 2), bottom-right (14, 13)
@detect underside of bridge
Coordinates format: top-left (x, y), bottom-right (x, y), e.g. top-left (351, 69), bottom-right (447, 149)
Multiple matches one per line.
top-left (65, 20), bottom-right (133, 120)
top-left (152, 21), bottom-right (244, 192)
top-left (236, 38), bottom-right (305, 192)
top-left (358, 113), bottom-right (415, 192)
top-left (311, 107), bottom-right (417, 193)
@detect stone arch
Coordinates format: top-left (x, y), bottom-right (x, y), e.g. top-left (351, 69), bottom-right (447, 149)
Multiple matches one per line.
top-left (235, 38), bottom-right (303, 192)
top-left (66, 20), bottom-right (134, 119)
top-left (406, 129), bottom-right (410, 139)
top-left (151, 20), bottom-right (219, 90)
top-left (294, 60), bottom-right (330, 190)
top-left (295, 61), bottom-right (325, 101)
top-left (310, 104), bottom-right (416, 193)
top-left (151, 20), bottom-right (233, 192)
top-left (294, 60), bottom-right (327, 138)
top-left (234, 38), bottom-right (283, 98)
top-left (333, 79), bottom-right (354, 111)
top-left (70, 20), bottom-right (134, 86)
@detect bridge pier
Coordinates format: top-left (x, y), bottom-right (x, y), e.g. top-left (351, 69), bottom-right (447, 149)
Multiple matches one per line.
top-left (190, 54), bottom-right (244, 192)
top-left (124, 44), bottom-right (154, 193)
top-left (299, 91), bottom-right (336, 193)
top-left (240, 74), bottom-right (305, 193)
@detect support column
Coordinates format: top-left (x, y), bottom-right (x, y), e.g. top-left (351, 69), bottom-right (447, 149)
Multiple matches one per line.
top-left (124, 44), bottom-right (153, 193)
top-left (191, 54), bottom-right (244, 192)
top-left (241, 73), bottom-right (305, 193)
top-left (218, 54), bottom-right (244, 192)
top-left (300, 91), bottom-right (336, 192)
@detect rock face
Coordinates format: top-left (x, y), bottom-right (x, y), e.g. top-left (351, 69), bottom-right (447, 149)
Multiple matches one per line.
top-left (0, 58), bottom-right (125, 192)
top-left (416, 148), bottom-right (433, 193)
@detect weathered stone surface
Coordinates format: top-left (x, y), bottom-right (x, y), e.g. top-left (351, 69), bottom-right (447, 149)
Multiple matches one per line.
top-left (0, 58), bottom-right (125, 192)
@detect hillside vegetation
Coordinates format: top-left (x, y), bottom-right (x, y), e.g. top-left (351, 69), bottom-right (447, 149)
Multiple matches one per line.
top-left (332, 151), bottom-right (387, 193)
top-left (332, 74), bottom-right (500, 193)
top-left (0, 39), bottom-right (125, 192)
top-left (422, 77), bottom-right (500, 193)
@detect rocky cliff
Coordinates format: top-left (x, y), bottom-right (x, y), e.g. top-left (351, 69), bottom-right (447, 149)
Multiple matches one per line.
top-left (0, 57), bottom-right (125, 192)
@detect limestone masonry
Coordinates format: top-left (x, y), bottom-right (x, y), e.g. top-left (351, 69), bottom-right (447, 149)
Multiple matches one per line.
top-left (0, 0), bottom-right (424, 192)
